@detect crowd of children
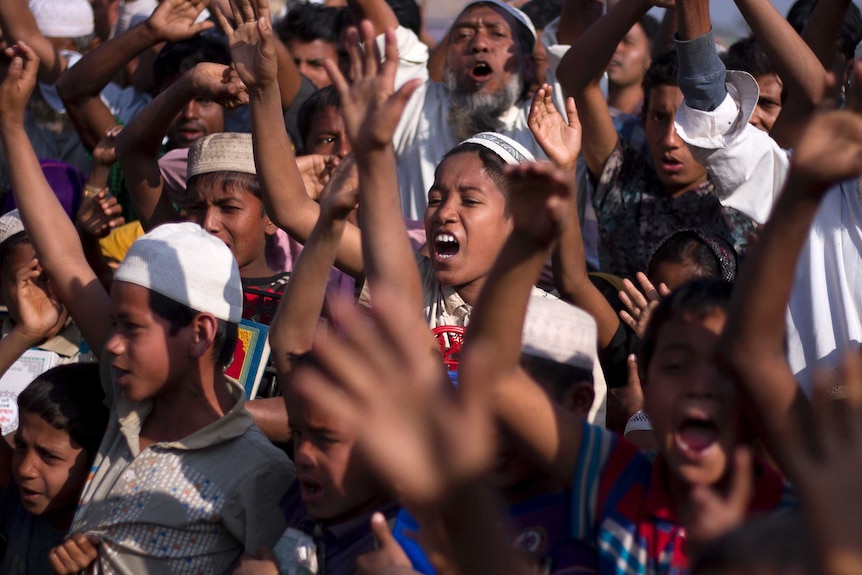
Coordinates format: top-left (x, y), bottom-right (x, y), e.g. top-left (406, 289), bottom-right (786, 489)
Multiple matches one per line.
top-left (0, 0), bottom-right (859, 572)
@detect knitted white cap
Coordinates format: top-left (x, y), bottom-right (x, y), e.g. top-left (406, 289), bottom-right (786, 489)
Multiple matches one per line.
top-left (0, 210), bottom-right (26, 248)
top-left (462, 0), bottom-right (537, 45)
top-left (188, 133), bottom-right (256, 179)
top-left (459, 132), bottom-right (535, 165)
top-left (29, 0), bottom-right (94, 38)
top-left (522, 291), bottom-right (597, 372)
top-left (114, 222), bottom-right (243, 323)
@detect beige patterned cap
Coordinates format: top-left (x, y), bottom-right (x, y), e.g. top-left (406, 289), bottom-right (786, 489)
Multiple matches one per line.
top-left (0, 210), bottom-right (26, 248)
top-left (187, 133), bottom-right (256, 179)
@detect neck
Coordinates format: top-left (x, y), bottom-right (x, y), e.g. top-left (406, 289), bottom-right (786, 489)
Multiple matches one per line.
top-left (665, 174), bottom-right (709, 199)
top-left (240, 257), bottom-right (276, 279)
top-left (607, 82), bottom-right (644, 116)
top-left (455, 277), bottom-right (486, 307)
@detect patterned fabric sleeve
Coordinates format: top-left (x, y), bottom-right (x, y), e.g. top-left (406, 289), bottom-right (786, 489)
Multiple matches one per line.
top-left (569, 422), bottom-right (617, 542)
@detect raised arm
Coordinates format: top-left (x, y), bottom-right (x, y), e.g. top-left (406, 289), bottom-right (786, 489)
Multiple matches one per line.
top-left (346, 0), bottom-right (400, 37)
top-left (327, 23), bottom-right (422, 308)
top-left (214, 0), bottom-right (365, 277)
top-left (57, 0), bottom-right (214, 150)
top-left (114, 62), bottom-right (245, 231)
top-left (0, 0), bottom-right (67, 84)
top-left (460, 162), bottom-right (584, 485)
top-left (0, 43), bottom-right (112, 358)
top-left (716, 108), bottom-right (862, 470)
top-left (556, 0), bottom-right (653, 176)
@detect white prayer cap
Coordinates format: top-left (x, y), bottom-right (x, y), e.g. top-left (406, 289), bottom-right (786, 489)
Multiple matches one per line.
top-left (459, 132), bottom-right (535, 165)
top-left (188, 133), bottom-right (256, 179)
top-left (522, 291), bottom-right (598, 372)
top-left (29, 0), bottom-right (94, 38)
top-left (114, 222), bottom-right (243, 323)
top-left (0, 210), bottom-right (25, 248)
top-left (461, 0), bottom-right (537, 46)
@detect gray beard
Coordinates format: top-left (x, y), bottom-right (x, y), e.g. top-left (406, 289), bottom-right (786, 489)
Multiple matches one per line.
top-left (445, 67), bottom-right (522, 142)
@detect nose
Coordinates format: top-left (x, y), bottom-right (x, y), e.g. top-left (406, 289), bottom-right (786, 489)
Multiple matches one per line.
top-left (105, 329), bottom-right (125, 356)
top-left (293, 438), bottom-right (316, 470)
top-left (16, 450), bottom-right (38, 479)
top-left (336, 134), bottom-right (351, 159)
top-left (468, 30), bottom-right (490, 53)
top-left (181, 99), bottom-right (201, 120)
top-left (749, 107), bottom-right (766, 132)
top-left (660, 121), bottom-right (680, 150)
top-left (433, 196), bottom-right (458, 225)
top-left (200, 206), bottom-right (221, 235)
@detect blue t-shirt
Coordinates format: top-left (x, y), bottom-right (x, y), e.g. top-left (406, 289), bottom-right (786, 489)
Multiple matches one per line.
top-left (0, 481), bottom-right (66, 575)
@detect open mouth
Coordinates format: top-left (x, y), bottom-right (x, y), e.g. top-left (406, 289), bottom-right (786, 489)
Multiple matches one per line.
top-left (299, 479), bottom-right (324, 502)
top-left (660, 157), bottom-right (684, 174)
top-left (434, 233), bottom-right (460, 260)
top-left (470, 61), bottom-right (493, 82)
top-left (676, 418), bottom-right (719, 454)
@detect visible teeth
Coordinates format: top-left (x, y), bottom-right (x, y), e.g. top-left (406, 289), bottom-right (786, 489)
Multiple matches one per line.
top-left (435, 233), bottom-right (457, 243)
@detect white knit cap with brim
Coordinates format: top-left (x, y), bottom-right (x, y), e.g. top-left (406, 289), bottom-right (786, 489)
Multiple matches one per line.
top-left (459, 131), bottom-right (535, 165)
top-left (187, 133), bottom-right (256, 179)
top-left (0, 210), bottom-right (25, 248)
top-left (522, 291), bottom-right (598, 372)
top-left (114, 222), bottom-right (243, 323)
top-left (29, 0), bottom-right (94, 38)
top-left (462, 0), bottom-right (537, 46)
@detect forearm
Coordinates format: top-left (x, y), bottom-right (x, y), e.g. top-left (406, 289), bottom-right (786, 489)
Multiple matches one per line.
top-left (0, 0), bottom-right (63, 83)
top-left (675, 31), bottom-right (726, 112)
top-left (356, 148), bottom-right (423, 312)
top-left (427, 30), bottom-right (450, 83)
top-left (245, 397), bottom-right (290, 443)
top-left (271, 215), bottom-right (346, 377)
top-left (800, 0), bottom-right (851, 70)
top-left (557, 0), bottom-right (604, 45)
top-left (274, 38), bottom-right (302, 108)
top-left (347, 0), bottom-right (399, 36)
top-left (57, 23), bottom-right (159, 103)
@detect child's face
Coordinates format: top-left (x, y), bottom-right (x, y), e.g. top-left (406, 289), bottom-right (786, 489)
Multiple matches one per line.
top-left (305, 106), bottom-right (351, 158)
top-left (106, 282), bottom-right (187, 402)
top-left (286, 369), bottom-right (386, 523)
top-left (425, 152), bottom-right (512, 292)
top-left (13, 411), bottom-right (90, 525)
top-left (0, 241), bottom-right (69, 337)
top-left (644, 310), bottom-right (741, 487)
top-left (183, 179), bottom-right (274, 277)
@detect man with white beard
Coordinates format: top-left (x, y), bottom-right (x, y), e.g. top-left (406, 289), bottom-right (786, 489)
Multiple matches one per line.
top-left (351, 0), bottom-right (566, 219)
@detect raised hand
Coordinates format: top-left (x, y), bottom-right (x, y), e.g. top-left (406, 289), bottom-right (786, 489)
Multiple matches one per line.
top-left (92, 125), bottom-right (123, 167)
top-left (76, 188), bottom-right (125, 238)
top-left (324, 21), bottom-right (421, 151)
top-left (355, 513), bottom-right (416, 575)
top-left (528, 85), bottom-right (582, 170)
top-left (318, 154), bottom-right (359, 221)
top-left (146, 0), bottom-right (215, 42)
top-left (49, 533), bottom-right (100, 575)
top-left (298, 290), bottom-right (495, 507)
top-left (187, 62), bottom-right (248, 108)
top-left (295, 154), bottom-right (338, 201)
top-left (618, 272), bottom-right (671, 339)
top-left (214, 0), bottom-right (276, 92)
top-left (503, 161), bottom-right (575, 247)
top-left (8, 257), bottom-right (66, 346)
top-left (0, 43), bottom-right (39, 128)
top-left (790, 109), bottom-right (862, 193)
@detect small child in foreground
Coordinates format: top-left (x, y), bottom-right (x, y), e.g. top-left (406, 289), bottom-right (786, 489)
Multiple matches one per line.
top-left (0, 363), bottom-right (108, 575)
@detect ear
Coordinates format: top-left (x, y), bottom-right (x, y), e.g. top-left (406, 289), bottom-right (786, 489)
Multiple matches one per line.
top-left (561, 383), bottom-right (595, 420)
top-left (189, 313), bottom-right (219, 360)
top-left (264, 215), bottom-right (278, 236)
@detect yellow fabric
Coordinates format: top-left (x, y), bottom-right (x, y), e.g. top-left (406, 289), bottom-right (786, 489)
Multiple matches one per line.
top-left (99, 221), bottom-right (144, 263)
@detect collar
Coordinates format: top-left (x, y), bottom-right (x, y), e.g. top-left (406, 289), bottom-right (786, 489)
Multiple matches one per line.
top-left (116, 376), bottom-right (253, 457)
top-left (302, 501), bottom-right (400, 544)
top-left (2, 316), bottom-right (81, 357)
top-left (499, 104), bottom-right (520, 129)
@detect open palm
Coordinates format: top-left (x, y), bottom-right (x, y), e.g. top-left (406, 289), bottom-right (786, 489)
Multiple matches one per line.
top-left (214, 0), bottom-right (277, 90)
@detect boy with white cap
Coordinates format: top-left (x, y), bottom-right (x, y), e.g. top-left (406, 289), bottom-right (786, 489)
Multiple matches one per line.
top-left (0, 42), bottom-right (294, 574)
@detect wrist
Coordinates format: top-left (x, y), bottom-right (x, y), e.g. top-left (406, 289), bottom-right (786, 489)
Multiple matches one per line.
top-left (8, 325), bottom-right (43, 350)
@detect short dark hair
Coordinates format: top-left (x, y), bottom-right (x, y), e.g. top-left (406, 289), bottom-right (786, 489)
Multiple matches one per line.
top-left (18, 363), bottom-right (109, 458)
top-left (722, 36), bottom-right (776, 78)
top-left (648, 231), bottom-right (722, 279)
top-left (638, 14), bottom-right (659, 48)
top-left (275, 4), bottom-right (347, 45)
top-left (520, 354), bottom-right (593, 400)
top-left (385, 0), bottom-right (422, 36)
top-left (519, 0), bottom-right (561, 31)
top-left (297, 85), bottom-right (342, 152)
top-left (641, 49), bottom-right (678, 121)
top-left (153, 35), bottom-right (231, 93)
top-left (0, 232), bottom-right (29, 270)
top-left (639, 278), bottom-right (732, 373)
top-left (147, 290), bottom-right (238, 369)
top-left (438, 143), bottom-right (511, 215)
top-left (787, 0), bottom-right (862, 62)
top-left (187, 171), bottom-right (263, 204)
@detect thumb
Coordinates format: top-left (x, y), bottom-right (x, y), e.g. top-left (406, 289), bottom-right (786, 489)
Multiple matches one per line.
top-left (626, 354), bottom-right (642, 392)
top-left (85, 534), bottom-right (101, 547)
top-left (370, 512), bottom-right (409, 563)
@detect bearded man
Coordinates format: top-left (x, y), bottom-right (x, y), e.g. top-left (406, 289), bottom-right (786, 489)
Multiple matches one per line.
top-left (353, 0), bottom-right (565, 219)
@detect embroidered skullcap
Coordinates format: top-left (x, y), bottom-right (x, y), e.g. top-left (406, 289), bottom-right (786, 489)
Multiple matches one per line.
top-left (651, 229), bottom-right (738, 282)
top-left (29, 0), bottom-right (94, 37)
top-left (522, 291), bottom-right (597, 372)
top-left (0, 210), bottom-right (25, 248)
top-left (459, 132), bottom-right (535, 165)
top-left (114, 222), bottom-right (243, 323)
top-left (462, 0), bottom-right (537, 47)
top-left (187, 133), bottom-right (256, 179)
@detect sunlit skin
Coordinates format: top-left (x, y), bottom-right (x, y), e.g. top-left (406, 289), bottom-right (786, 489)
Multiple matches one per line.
top-left (286, 38), bottom-right (339, 89)
top-left (0, 242), bottom-right (68, 341)
top-left (447, 4), bottom-right (523, 97)
top-left (643, 311), bottom-right (743, 506)
top-left (165, 97), bottom-right (226, 149)
top-left (644, 85), bottom-right (708, 197)
top-left (607, 23), bottom-right (651, 115)
top-left (13, 411), bottom-right (90, 529)
top-left (305, 105), bottom-right (352, 158)
top-left (425, 152), bottom-right (512, 306)
top-left (285, 368), bottom-right (389, 524)
top-left (750, 73), bottom-right (783, 133)
top-left (183, 179), bottom-right (277, 278)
